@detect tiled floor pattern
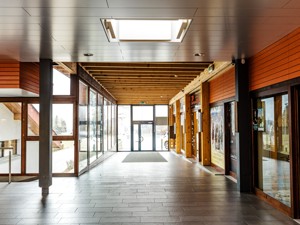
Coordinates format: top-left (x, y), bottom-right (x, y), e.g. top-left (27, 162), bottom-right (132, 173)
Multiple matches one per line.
top-left (0, 152), bottom-right (298, 225)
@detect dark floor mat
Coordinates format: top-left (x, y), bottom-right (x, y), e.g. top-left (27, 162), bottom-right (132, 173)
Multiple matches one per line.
top-left (122, 152), bottom-right (167, 163)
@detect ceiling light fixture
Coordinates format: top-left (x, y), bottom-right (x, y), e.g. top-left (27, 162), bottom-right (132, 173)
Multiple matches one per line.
top-left (84, 53), bottom-right (93, 57)
top-left (101, 18), bottom-right (192, 43)
top-left (194, 53), bottom-right (205, 57)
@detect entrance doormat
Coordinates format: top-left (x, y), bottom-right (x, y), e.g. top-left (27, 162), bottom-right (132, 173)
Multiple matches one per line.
top-left (122, 152), bottom-right (167, 163)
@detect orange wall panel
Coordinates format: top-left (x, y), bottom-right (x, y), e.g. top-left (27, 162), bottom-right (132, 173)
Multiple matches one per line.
top-left (20, 62), bottom-right (40, 94)
top-left (0, 63), bottom-right (20, 88)
top-left (209, 67), bottom-right (236, 103)
top-left (249, 28), bottom-right (300, 91)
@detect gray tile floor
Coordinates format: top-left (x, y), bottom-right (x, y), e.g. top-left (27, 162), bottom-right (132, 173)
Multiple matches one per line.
top-left (0, 152), bottom-right (298, 225)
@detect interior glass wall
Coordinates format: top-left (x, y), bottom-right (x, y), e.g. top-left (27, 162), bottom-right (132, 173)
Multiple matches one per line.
top-left (89, 89), bottom-right (97, 163)
top-left (79, 81), bottom-right (88, 171)
top-left (155, 105), bottom-right (168, 150)
top-left (53, 69), bottom-right (71, 95)
top-left (97, 94), bottom-right (103, 157)
top-left (103, 99), bottom-right (108, 152)
top-left (53, 104), bottom-right (73, 136)
top-left (0, 103), bottom-right (22, 174)
top-left (107, 101), bottom-right (112, 151)
top-left (255, 94), bottom-right (290, 207)
top-left (118, 105), bottom-right (131, 151)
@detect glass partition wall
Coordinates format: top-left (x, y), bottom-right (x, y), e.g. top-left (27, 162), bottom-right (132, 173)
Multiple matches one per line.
top-left (117, 105), bottom-right (169, 151)
top-left (254, 93), bottom-right (290, 207)
top-left (0, 68), bottom-right (117, 176)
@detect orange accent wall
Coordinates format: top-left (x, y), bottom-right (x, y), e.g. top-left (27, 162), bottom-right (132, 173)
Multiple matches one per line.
top-left (249, 28), bottom-right (300, 91)
top-left (0, 63), bottom-right (20, 88)
top-left (20, 62), bottom-right (39, 94)
top-left (209, 67), bottom-right (236, 103)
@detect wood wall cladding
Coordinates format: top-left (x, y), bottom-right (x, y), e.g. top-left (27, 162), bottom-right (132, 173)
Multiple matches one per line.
top-left (249, 28), bottom-right (300, 91)
top-left (0, 63), bottom-right (20, 88)
top-left (209, 67), bottom-right (235, 103)
top-left (20, 62), bottom-right (39, 94)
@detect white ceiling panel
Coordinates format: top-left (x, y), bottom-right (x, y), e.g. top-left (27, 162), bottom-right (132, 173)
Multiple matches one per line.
top-left (21, 0), bottom-right (108, 8)
top-left (24, 7), bottom-right (197, 17)
top-left (107, 0), bottom-right (289, 9)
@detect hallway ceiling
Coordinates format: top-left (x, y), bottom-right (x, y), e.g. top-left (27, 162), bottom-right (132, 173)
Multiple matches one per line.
top-left (0, 0), bottom-right (299, 102)
top-left (80, 62), bottom-right (211, 104)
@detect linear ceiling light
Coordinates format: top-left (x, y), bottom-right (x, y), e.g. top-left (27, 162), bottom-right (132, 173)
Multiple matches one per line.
top-left (101, 19), bottom-right (192, 43)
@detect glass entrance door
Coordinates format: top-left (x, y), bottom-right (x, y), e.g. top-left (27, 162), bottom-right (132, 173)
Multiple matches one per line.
top-left (133, 122), bottom-right (153, 151)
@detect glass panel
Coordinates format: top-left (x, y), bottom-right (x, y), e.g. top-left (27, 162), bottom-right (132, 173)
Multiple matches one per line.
top-left (26, 141), bottom-right (39, 173)
top-left (118, 106), bottom-right (131, 151)
top-left (210, 105), bottom-right (225, 169)
top-left (0, 103), bottom-right (22, 174)
top-left (229, 102), bottom-right (237, 174)
top-left (155, 105), bottom-right (168, 151)
top-left (97, 94), bottom-right (103, 157)
top-left (79, 81), bottom-right (88, 171)
top-left (108, 102), bottom-right (112, 151)
top-left (141, 124), bottom-right (153, 150)
top-left (89, 89), bottom-right (97, 164)
top-left (53, 69), bottom-right (71, 95)
top-left (156, 125), bottom-right (168, 150)
top-left (28, 104), bottom-right (40, 136)
top-left (103, 99), bottom-right (108, 151)
top-left (53, 141), bottom-right (74, 173)
top-left (257, 94), bottom-right (290, 207)
top-left (53, 104), bottom-right (73, 136)
top-left (133, 124), bottom-right (139, 151)
top-left (112, 104), bottom-right (116, 151)
top-left (133, 106), bottom-right (153, 121)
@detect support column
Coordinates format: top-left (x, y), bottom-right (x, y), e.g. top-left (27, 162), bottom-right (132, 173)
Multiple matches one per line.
top-left (200, 82), bottom-right (211, 166)
top-left (185, 94), bottom-right (192, 158)
top-left (235, 59), bottom-right (252, 192)
top-left (175, 100), bottom-right (181, 154)
top-left (39, 59), bottom-right (53, 196)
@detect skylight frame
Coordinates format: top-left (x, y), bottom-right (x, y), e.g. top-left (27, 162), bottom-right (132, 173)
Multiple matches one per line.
top-left (101, 18), bottom-right (192, 43)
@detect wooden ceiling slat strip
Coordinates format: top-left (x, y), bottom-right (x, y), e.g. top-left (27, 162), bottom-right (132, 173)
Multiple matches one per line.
top-left (80, 61), bottom-right (211, 104)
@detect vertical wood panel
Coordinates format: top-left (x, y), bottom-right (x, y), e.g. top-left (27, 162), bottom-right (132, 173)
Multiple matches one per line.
top-left (185, 94), bottom-right (192, 158)
top-left (209, 67), bottom-right (236, 103)
top-left (175, 100), bottom-right (181, 154)
top-left (249, 27), bottom-right (300, 91)
top-left (201, 82), bottom-right (211, 166)
top-left (20, 63), bottom-right (40, 94)
top-left (0, 63), bottom-right (20, 88)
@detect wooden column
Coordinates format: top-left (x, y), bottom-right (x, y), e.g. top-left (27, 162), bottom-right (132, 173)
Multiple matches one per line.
top-left (235, 59), bottom-right (252, 192)
top-left (39, 59), bottom-right (53, 196)
top-left (185, 94), bottom-right (192, 158)
top-left (201, 82), bottom-right (211, 166)
top-left (175, 100), bottom-right (181, 154)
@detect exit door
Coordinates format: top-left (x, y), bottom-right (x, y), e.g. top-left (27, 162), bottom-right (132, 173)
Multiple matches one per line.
top-left (133, 122), bottom-right (154, 151)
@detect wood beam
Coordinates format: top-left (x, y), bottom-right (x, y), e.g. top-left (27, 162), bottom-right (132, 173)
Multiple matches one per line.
top-left (200, 81), bottom-right (211, 166)
top-left (175, 100), bottom-right (181, 154)
top-left (185, 94), bottom-right (192, 158)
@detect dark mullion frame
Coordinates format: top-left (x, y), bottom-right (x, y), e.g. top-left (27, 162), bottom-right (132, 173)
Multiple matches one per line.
top-left (153, 105), bottom-right (156, 151)
top-left (224, 102), bottom-right (231, 176)
top-left (21, 102), bottom-right (27, 175)
top-left (116, 104), bottom-right (119, 152)
top-left (290, 85), bottom-right (300, 218)
top-left (130, 105), bottom-right (133, 151)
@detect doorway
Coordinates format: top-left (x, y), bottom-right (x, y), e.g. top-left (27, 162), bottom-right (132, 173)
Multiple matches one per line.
top-left (133, 122), bottom-right (154, 151)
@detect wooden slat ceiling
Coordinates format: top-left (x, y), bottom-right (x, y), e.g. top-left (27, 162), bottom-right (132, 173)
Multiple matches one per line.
top-left (80, 62), bottom-right (212, 104)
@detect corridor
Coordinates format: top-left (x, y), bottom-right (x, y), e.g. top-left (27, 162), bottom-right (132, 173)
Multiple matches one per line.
top-left (0, 152), bottom-right (297, 225)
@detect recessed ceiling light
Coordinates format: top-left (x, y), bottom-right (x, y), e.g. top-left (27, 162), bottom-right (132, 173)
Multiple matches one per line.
top-left (194, 53), bottom-right (205, 57)
top-left (174, 74), bottom-right (178, 78)
top-left (101, 19), bottom-right (192, 43)
top-left (84, 53), bottom-right (93, 57)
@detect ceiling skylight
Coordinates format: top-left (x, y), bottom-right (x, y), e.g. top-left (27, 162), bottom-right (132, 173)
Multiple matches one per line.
top-left (101, 19), bottom-right (192, 43)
